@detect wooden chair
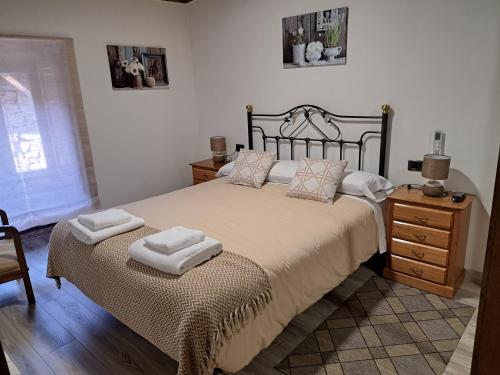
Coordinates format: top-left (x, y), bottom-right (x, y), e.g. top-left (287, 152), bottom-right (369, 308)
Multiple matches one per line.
top-left (0, 209), bottom-right (35, 304)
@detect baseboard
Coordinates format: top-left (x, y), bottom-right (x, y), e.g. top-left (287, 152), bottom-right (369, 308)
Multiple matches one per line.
top-left (464, 269), bottom-right (483, 287)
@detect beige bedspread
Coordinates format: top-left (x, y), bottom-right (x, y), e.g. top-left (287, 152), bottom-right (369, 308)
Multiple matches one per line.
top-left (119, 177), bottom-right (380, 372)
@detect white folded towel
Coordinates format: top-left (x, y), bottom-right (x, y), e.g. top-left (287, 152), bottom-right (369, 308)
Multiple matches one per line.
top-left (69, 216), bottom-right (145, 245)
top-left (129, 237), bottom-right (222, 275)
top-left (144, 226), bottom-right (206, 254)
top-left (77, 209), bottom-right (133, 231)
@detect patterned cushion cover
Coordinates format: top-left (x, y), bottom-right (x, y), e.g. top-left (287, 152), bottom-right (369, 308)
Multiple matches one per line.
top-left (227, 150), bottom-right (276, 188)
top-left (287, 159), bottom-right (348, 203)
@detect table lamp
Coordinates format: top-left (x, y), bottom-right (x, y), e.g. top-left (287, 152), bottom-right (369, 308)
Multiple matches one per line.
top-left (422, 154), bottom-right (451, 197)
top-left (210, 136), bottom-right (227, 162)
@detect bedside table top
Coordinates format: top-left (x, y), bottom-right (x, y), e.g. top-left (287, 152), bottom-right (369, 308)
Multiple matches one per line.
top-left (190, 158), bottom-right (229, 172)
top-left (389, 186), bottom-right (474, 210)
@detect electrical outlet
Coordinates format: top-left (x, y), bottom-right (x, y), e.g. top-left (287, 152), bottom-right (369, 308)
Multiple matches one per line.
top-left (408, 160), bottom-right (423, 172)
top-left (236, 144), bottom-right (245, 152)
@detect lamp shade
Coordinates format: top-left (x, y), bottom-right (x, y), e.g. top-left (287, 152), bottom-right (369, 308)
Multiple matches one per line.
top-left (210, 136), bottom-right (227, 162)
top-left (422, 154), bottom-right (451, 180)
top-left (210, 136), bottom-right (226, 152)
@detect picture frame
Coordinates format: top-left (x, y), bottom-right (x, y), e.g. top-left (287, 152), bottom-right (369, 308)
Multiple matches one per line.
top-left (141, 53), bottom-right (169, 87)
top-left (106, 45), bottom-right (169, 90)
top-left (282, 7), bottom-right (348, 69)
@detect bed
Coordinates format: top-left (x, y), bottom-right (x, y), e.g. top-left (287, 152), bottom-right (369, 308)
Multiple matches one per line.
top-left (47, 104), bottom-right (391, 374)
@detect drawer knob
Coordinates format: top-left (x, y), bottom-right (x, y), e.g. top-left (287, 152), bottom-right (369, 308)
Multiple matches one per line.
top-left (413, 233), bottom-right (427, 242)
top-left (411, 250), bottom-right (425, 259)
top-left (415, 215), bottom-right (429, 225)
top-left (409, 267), bottom-right (423, 277)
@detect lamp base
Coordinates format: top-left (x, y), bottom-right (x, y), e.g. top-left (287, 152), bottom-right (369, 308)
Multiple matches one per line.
top-left (212, 154), bottom-right (226, 163)
top-left (423, 180), bottom-right (445, 197)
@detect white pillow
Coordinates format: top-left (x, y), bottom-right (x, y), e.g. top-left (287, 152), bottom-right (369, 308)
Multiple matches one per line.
top-left (267, 160), bottom-right (300, 184)
top-left (216, 160), bottom-right (235, 177)
top-left (339, 170), bottom-right (394, 202)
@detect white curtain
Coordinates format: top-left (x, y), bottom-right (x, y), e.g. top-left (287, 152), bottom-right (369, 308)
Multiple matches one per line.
top-left (0, 36), bottom-right (99, 231)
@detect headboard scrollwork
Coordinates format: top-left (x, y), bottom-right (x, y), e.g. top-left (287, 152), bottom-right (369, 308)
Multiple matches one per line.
top-left (246, 104), bottom-right (391, 177)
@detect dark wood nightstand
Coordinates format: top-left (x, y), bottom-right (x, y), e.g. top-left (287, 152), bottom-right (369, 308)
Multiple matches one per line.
top-left (190, 159), bottom-right (229, 185)
top-left (383, 186), bottom-right (474, 298)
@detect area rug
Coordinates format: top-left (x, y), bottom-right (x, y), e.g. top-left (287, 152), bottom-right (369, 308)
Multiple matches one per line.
top-left (275, 275), bottom-right (474, 375)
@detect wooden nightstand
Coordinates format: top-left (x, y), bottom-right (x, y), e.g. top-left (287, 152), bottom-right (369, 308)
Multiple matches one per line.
top-left (383, 186), bottom-right (474, 298)
top-left (190, 159), bottom-right (229, 185)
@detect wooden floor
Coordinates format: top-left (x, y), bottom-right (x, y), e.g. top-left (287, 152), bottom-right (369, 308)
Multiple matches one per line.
top-left (0, 230), bottom-right (481, 375)
top-left (1, 230), bottom-right (179, 375)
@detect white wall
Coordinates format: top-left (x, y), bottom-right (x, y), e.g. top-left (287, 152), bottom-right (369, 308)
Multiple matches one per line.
top-left (189, 0), bottom-right (500, 271)
top-left (0, 0), bottom-right (199, 208)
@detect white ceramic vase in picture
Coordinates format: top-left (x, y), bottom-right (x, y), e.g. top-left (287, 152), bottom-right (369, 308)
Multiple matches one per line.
top-left (292, 43), bottom-right (305, 65)
top-left (324, 46), bottom-right (342, 62)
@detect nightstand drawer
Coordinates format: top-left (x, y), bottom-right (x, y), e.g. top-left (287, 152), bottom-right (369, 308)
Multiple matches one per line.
top-left (391, 238), bottom-right (449, 267)
top-left (393, 203), bottom-right (453, 230)
top-left (192, 168), bottom-right (217, 183)
top-left (389, 255), bottom-right (447, 284)
top-left (392, 221), bottom-right (450, 249)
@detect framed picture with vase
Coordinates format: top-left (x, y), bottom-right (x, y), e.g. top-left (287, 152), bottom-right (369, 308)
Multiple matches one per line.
top-left (106, 45), bottom-right (169, 90)
top-left (282, 7), bottom-right (348, 69)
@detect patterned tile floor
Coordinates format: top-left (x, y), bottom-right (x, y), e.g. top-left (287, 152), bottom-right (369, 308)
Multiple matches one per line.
top-left (275, 276), bottom-right (474, 375)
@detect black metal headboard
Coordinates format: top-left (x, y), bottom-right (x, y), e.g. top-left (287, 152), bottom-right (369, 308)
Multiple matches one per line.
top-left (246, 104), bottom-right (391, 177)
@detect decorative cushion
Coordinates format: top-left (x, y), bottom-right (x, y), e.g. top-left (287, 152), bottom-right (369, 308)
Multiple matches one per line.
top-left (227, 150), bottom-right (276, 188)
top-left (0, 239), bottom-right (20, 274)
top-left (287, 159), bottom-right (348, 203)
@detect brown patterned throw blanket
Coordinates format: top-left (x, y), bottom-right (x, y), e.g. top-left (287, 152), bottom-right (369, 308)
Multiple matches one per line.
top-left (47, 222), bottom-right (272, 375)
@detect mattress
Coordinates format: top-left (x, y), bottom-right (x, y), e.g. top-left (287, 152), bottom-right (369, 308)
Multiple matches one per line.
top-left (118, 177), bottom-right (382, 372)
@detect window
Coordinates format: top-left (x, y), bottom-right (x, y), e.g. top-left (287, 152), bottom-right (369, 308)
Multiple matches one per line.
top-left (0, 36), bottom-right (98, 230)
top-left (1, 72), bottom-right (48, 173)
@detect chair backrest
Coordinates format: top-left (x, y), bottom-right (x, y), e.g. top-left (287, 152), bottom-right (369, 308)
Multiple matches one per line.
top-left (0, 210), bottom-right (28, 272)
top-left (0, 210), bottom-right (8, 226)
top-left (0, 209), bottom-right (36, 303)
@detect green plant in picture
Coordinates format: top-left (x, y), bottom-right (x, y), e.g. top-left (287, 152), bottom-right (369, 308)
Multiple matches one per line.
top-left (324, 24), bottom-right (341, 48)
top-left (323, 21), bottom-right (343, 62)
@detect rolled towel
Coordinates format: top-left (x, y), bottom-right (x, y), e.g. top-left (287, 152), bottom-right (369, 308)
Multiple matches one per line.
top-left (129, 237), bottom-right (222, 275)
top-left (69, 216), bottom-right (145, 245)
top-left (78, 209), bottom-right (133, 231)
top-left (144, 226), bottom-right (206, 254)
